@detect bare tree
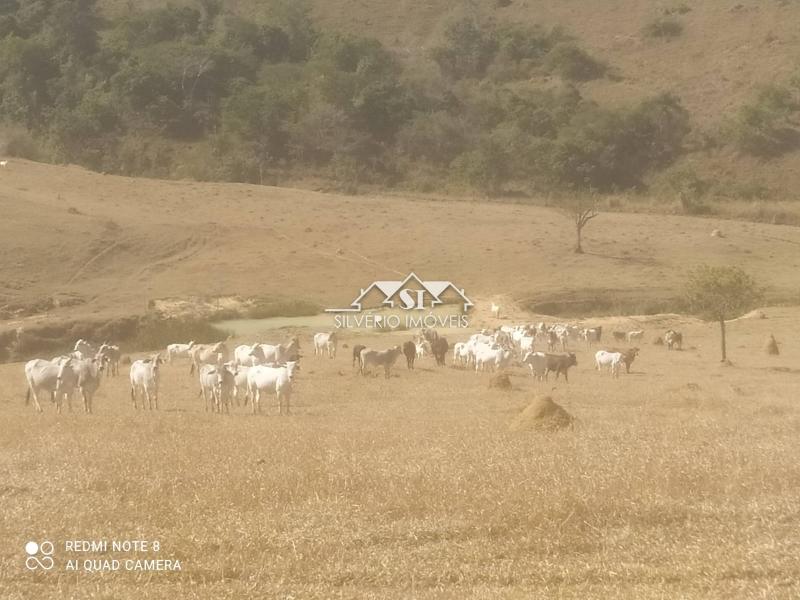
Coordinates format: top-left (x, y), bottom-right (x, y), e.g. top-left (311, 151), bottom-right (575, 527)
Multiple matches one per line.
top-left (560, 197), bottom-right (599, 254)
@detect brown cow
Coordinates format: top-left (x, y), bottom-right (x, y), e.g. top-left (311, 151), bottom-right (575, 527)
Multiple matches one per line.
top-left (544, 353), bottom-right (577, 382)
top-left (402, 341), bottom-right (416, 370)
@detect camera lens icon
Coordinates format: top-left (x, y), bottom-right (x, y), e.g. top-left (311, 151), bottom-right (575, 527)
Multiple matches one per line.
top-left (25, 540), bottom-right (54, 571)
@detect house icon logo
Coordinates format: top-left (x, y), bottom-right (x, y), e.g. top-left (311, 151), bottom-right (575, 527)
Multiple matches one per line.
top-left (327, 273), bottom-right (474, 313)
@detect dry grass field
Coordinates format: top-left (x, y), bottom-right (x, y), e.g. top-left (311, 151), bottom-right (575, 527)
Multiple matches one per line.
top-left (2, 159), bottom-right (800, 597)
top-left (2, 306), bottom-right (800, 598)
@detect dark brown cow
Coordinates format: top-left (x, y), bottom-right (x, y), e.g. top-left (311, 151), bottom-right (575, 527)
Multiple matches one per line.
top-left (544, 353), bottom-right (578, 382)
top-left (432, 337), bottom-right (449, 366)
top-left (402, 341), bottom-right (416, 370)
top-left (352, 344), bottom-right (366, 368)
top-left (607, 347), bottom-right (640, 374)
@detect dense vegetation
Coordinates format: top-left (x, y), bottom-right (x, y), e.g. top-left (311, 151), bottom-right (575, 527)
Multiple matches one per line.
top-left (0, 0), bottom-right (693, 194)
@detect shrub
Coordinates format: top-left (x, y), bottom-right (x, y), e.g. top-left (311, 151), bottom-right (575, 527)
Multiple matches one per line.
top-left (731, 84), bottom-right (800, 157)
top-left (431, 17), bottom-right (498, 80)
top-left (544, 42), bottom-right (605, 81)
top-left (643, 17), bottom-right (684, 39)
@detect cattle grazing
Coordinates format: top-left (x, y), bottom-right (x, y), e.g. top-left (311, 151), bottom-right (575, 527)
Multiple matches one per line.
top-left (352, 344), bottom-right (366, 369)
top-left (229, 363), bottom-right (250, 406)
top-left (247, 361), bottom-right (299, 415)
top-left (233, 343), bottom-right (260, 367)
top-left (97, 343), bottom-right (121, 376)
top-left (402, 341), bottom-right (416, 370)
top-left (595, 350), bottom-right (623, 378)
top-left (612, 331), bottom-right (627, 342)
top-left (167, 341), bottom-right (195, 363)
top-left (491, 303), bottom-right (501, 318)
top-left (522, 351), bottom-right (547, 381)
top-left (544, 353), bottom-right (578, 382)
top-left (360, 346), bottom-right (403, 378)
top-left (432, 337), bottom-right (449, 367)
top-left (313, 332), bottom-right (338, 359)
top-left (626, 330), bottom-right (644, 343)
top-left (130, 355), bottom-right (163, 410)
top-left (665, 330), bottom-right (683, 351)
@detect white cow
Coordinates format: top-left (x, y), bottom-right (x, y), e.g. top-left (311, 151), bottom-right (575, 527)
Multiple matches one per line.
top-left (199, 363), bottom-right (236, 413)
top-left (415, 339), bottom-right (432, 358)
top-left (247, 361), bottom-right (299, 415)
top-left (97, 343), bottom-right (121, 376)
top-left (474, 344), bottom-right (512, 373)
top-left (359, 346), bottom-right (403, 378)
top-left (627, 330), bottom-right (644, 343)
top-left (189, 342), bottom-right (229, 374)
top-left (595, 350), bottom-right (623, 378)
top-left (233, 343), bottom-right (261, 367)
top-left (522, 351), bottom-right (547, 381)
top-left (453, 342), bottom-right (471, 368)
top-left (313, 332), bottom-right (338, 358)
top-left (73, 339), bottom-right (97, 360)
top-left (130, 355), bottom-right (163, 410)
top-left (167, 341), bottom-right (195, 363)
top-left (25, 358), bottom-right (76, 413)
top-left (491, 303), bottom-right (501, 319)
top-left (252, 337), bottom-right (300, 365)
top-left (62, 358), bottom-right (104, 413)
top-left (228, 363), bottom-right (251, 406)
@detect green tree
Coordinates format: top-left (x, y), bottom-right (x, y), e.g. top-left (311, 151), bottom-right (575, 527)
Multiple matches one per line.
top-left (686, 265), bottom-right (763, 362)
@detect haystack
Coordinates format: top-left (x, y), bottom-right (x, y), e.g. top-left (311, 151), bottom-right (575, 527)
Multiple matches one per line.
top-left (489, 372), bottom-right (512, 390)
top-left (509, 396), bottom-right (573, 432)
top-left (765, 334), bottom-right (780, 356)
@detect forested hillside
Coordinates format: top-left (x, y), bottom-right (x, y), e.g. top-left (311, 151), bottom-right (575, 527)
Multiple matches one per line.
top-left (2, 0), bottom-right (800, 215)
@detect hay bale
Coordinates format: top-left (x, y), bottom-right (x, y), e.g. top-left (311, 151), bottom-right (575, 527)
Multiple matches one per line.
top-left (489, 372), bottom-right (512, 390)
top-left (509, 396), bottom-right (573, 432)
top-left (765, 334), bottom-right (780, 356)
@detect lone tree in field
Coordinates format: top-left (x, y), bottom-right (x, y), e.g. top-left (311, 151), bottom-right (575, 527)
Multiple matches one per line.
top-left (560, 196), bottom-right (599, 254)
top-left (685, 265), bottom-right (763, 362)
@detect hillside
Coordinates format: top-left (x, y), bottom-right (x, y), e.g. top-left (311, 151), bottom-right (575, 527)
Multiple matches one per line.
top-left (2, 0), bottom-right (800, 209)
top-left (2, 160), bottom-right (799, 328)
top-left (92, 0), bottom-right (800, 198)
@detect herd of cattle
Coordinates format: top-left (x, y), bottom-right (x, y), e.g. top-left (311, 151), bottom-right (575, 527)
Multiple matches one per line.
top-left (21, 321), bottom-right (685, 416)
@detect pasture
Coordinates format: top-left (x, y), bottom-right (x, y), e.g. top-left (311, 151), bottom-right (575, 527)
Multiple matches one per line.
top-left (2, 307), bottom-right (800, 598)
